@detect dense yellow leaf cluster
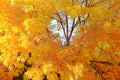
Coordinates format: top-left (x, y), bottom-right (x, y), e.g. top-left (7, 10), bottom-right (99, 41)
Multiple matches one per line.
top-left (0, 0), bottom-right (120, 80)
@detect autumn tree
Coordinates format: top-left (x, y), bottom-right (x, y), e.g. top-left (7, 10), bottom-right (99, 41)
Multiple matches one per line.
top-left (0, 0), bottom-right (120, 80)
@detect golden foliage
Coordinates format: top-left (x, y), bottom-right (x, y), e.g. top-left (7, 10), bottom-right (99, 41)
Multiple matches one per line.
top-left (0, 0), bottom-right (120, 80)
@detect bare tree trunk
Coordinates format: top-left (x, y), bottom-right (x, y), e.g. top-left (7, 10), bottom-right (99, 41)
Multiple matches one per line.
top-left (66, 37), bottom-right (70, 46)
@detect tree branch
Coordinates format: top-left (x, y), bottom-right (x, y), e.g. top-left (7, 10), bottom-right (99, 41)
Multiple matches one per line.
top-left (66, 15), bottom-right (69, 37)
top-left (86, 0), bottom-right (88, 7)
top-left (68, 18), bottom-right (75, 40)
top-left (55, 11), bottom-right (67, 38)
top-left (90, 60), bottom-right (112, 65)
top-left (89, 60), bottom-right (113, 80)
top-left (88, 0), bottom-right (93, 7)
top-left (47, 15), bottom-right (61, 23)
top-left (90, 62), bottom-right (105, 80)
top-left (91, 0), bottom-right (105, 7)
top-left (68, 16), bottom-right (81, 41)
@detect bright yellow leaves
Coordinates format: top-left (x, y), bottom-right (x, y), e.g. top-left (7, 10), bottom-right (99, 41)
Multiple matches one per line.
top-left (0, 0), bottom-right (25, 26)
top-left (43, 63), bottom-right (53, 73)
top-left (25, 67), bottom-right (43, 80)
top-left (9, 0), bottom-right (15, 5)
top-left (82, 49), bottom-right (89, 58)
top-left (0, 0), bottom-right (120, 80)
top-left (12, 26), bottom-right (21, 34)
top-left (0, 2), bottom-right (30, 79)
top-left (20, 34), bottom-right (31, 49)
top-left (72, 63), bottom-right (84, 79)
top-left (24, 5), bottom-right (34, 13)
top-left (61, 2), bottom-right (82, 18)
top-left (89, 5), bottom-right (113, 21)
top-left (23, 19), bottom-right (47, 34)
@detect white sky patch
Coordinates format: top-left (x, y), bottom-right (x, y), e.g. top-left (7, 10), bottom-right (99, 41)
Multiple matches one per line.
top-left (49, 16), bottom-right (78, 45)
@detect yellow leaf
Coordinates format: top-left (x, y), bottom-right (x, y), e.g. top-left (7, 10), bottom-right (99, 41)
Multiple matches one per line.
top-left (82, 48), bottom-right (89, 56)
